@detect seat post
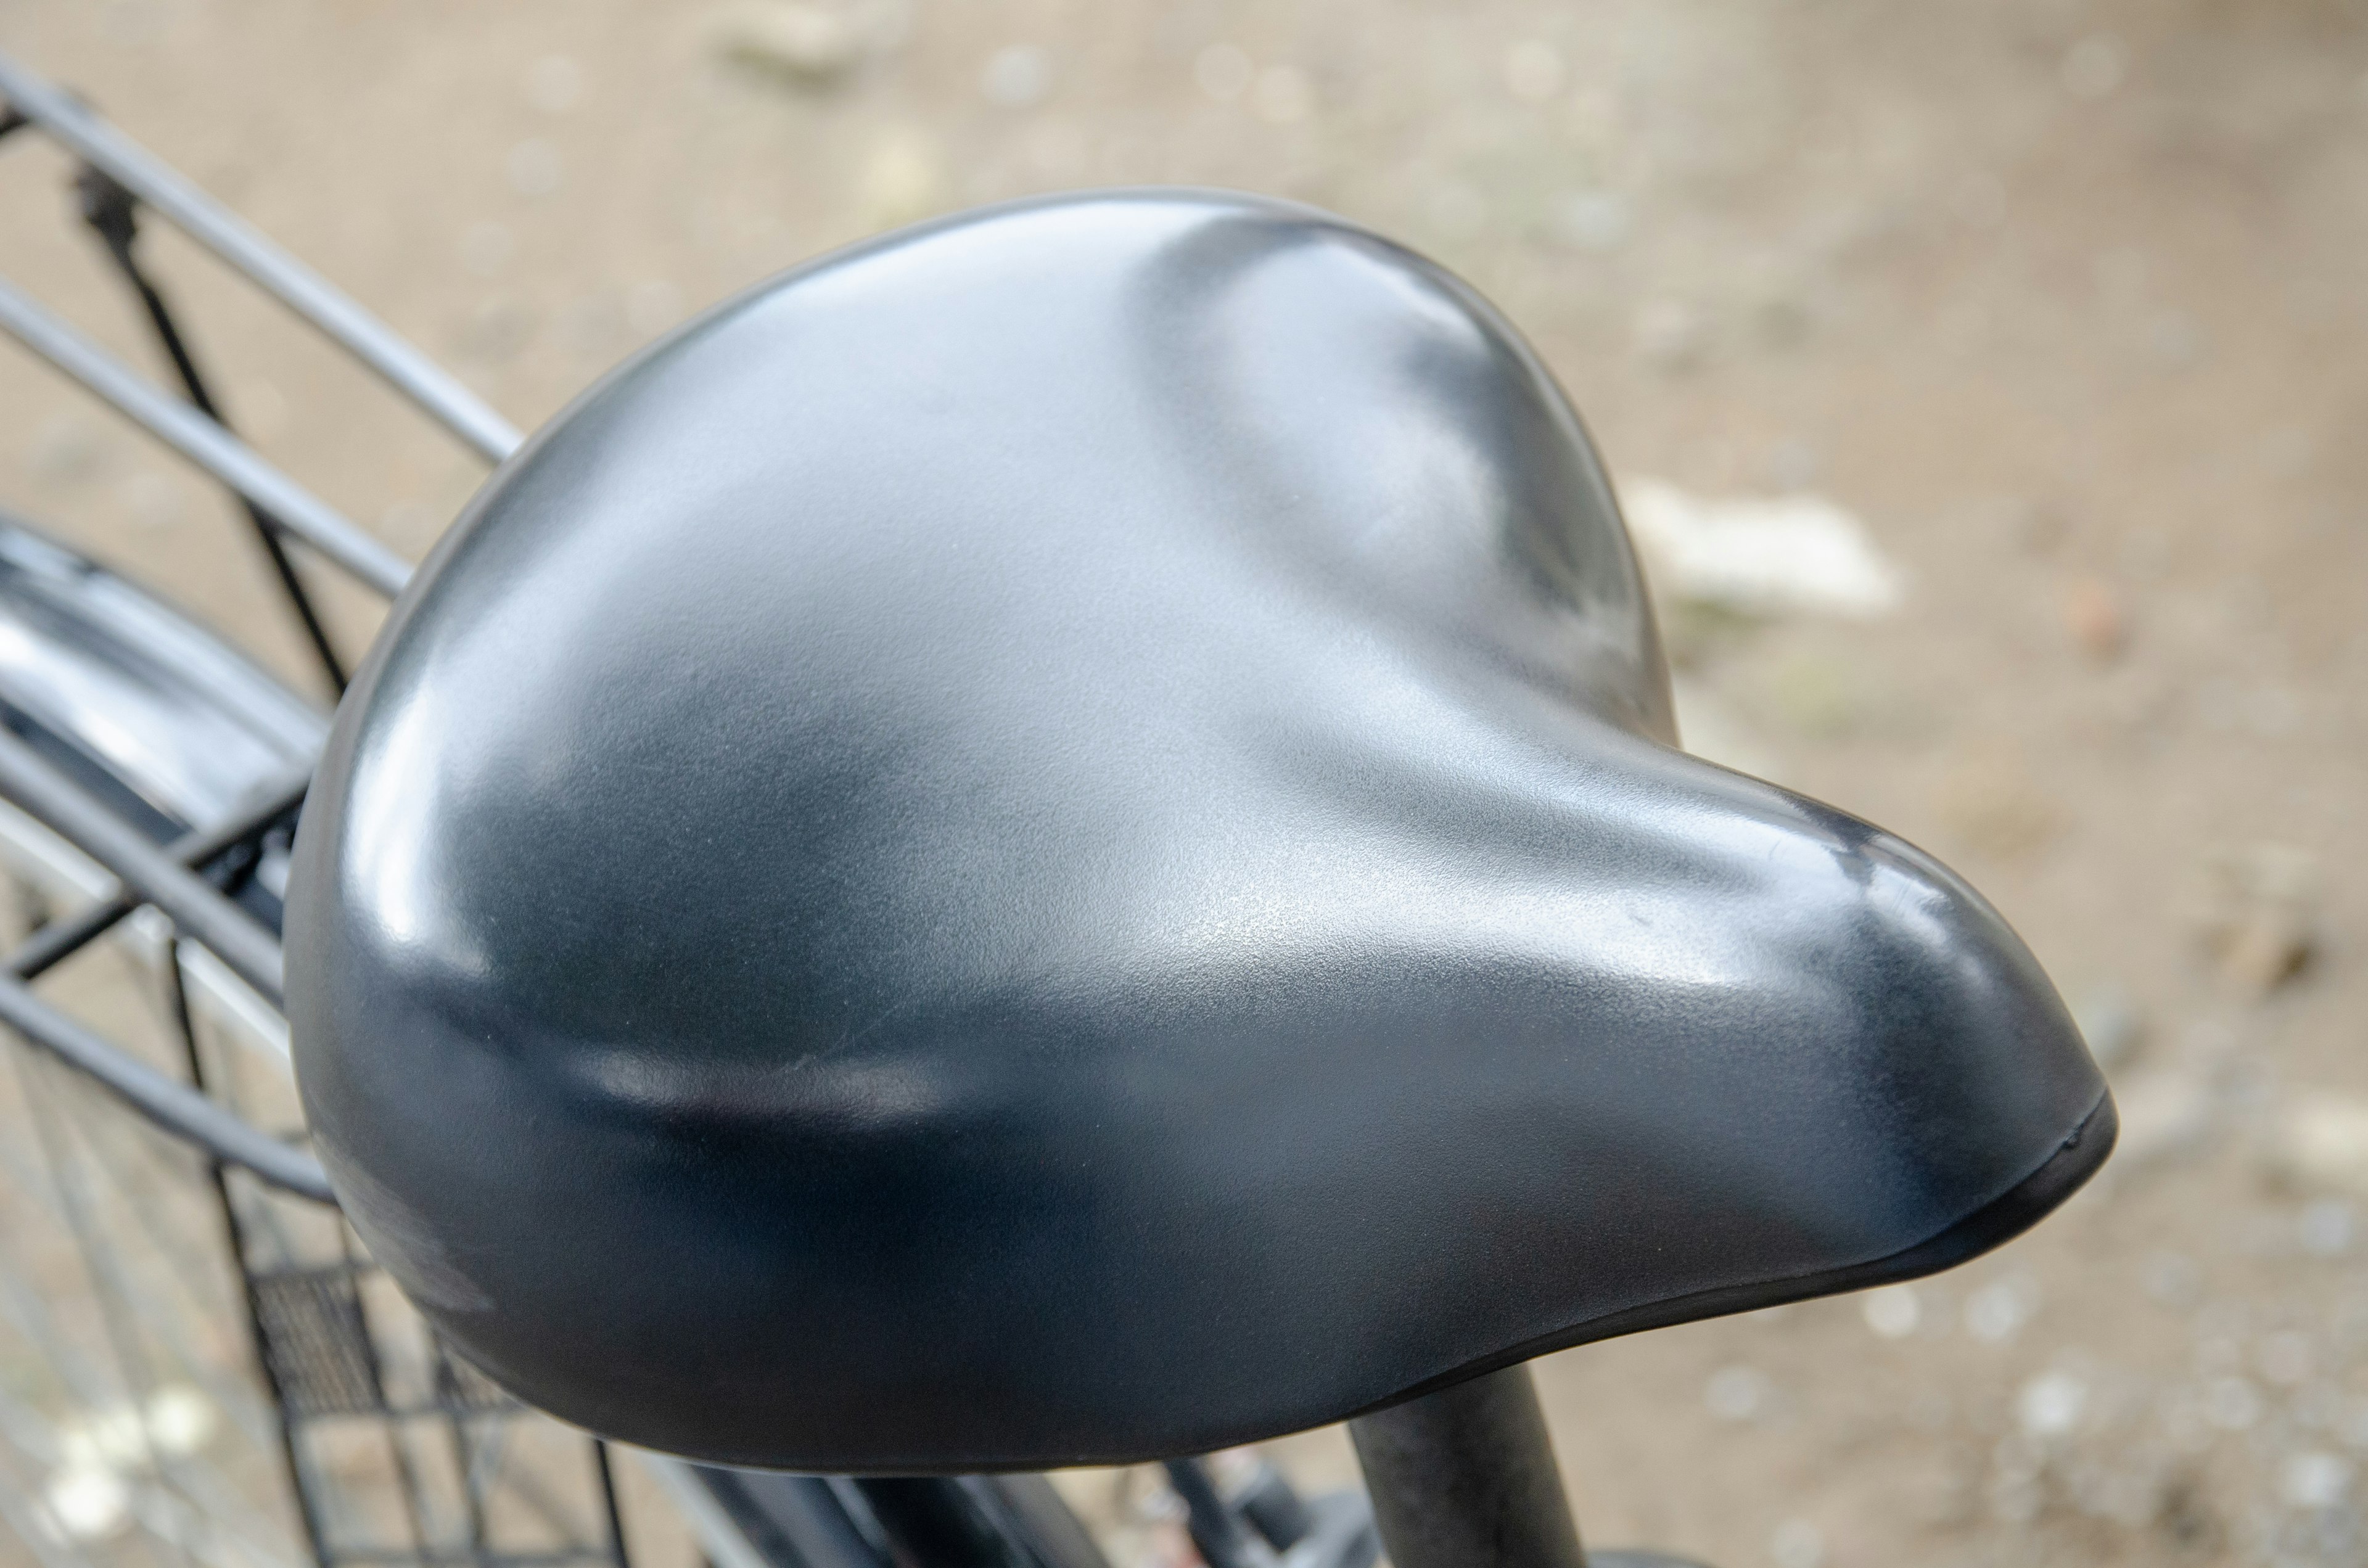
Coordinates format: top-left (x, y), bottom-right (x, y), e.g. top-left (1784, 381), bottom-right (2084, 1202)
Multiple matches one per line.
top-left (1347, 1364), bottom-right (1588, 1568)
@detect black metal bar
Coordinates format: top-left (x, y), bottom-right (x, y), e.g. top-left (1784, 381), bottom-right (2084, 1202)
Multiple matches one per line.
top-left (1229, 1460), bottom-right (1315, 1553)
top-left (1347, 1366), bottom-right (1588, 1568)
top-left (165, 931), bottom-right (339, 1567)
top-left (6, 767), bottom-right (310, 982)
top-left (0, 49), bottom-right (523, 462)
top-left (327, 1554), bottom-right (612, 1566)
top-left (0, 969), bottom-right (332, 1199)
top-left (0, 273), bottom-right (413, 596)
top-left (427, 1338), bottom-right (491, 1561)
top-left (975, 1477), bottom-right (1110, 1568)
top-left (0, 726), bottom-right (285, 1001)
top-left (1164, 1460), bottom-right (1262, 1568)
top-left (329, 1221), bottom-right (443, 1564)
top-left (593, 1442), bottom-right (631, 1568)
top-left (76, 165), bottom-right (350, 697)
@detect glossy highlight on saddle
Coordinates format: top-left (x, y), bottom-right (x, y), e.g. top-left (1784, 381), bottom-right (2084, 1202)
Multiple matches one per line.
top-left (287, 191), bottom-right (2112, 1472)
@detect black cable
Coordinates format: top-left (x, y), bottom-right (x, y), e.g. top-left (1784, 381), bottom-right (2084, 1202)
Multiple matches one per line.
top-left (0, 726), bottom-right (286, 1003)
top-left (73, 162), bottom-right (351, 697)
top-left (4, 766), bottom-right (310, 982)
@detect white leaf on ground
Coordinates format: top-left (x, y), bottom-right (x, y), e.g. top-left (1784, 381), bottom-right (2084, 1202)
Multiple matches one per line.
top-left (1620, 478), bottom-right (1907, 618)
top-left (2264, 1092), bottom-right (2368, 1198)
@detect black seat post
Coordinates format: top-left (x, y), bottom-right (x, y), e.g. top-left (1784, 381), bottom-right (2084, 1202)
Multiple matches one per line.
top-left (1348, 1366), bottom-right (1588, 1568)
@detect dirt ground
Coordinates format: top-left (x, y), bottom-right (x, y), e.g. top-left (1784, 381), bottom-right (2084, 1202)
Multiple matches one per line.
top-left (4, 1), bottom-right (2367, 1565)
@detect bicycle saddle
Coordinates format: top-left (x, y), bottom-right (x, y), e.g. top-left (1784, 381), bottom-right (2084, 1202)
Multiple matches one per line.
top-left (288, 190), bottom-right (2111, 1472)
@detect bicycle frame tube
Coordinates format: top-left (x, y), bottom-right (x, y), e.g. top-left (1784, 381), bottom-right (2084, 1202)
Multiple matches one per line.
top-left (1349, 1366), bottom-right (1588, 1568)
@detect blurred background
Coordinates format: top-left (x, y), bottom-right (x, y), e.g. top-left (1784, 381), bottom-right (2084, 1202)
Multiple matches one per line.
top-left (1, 1), bottom-right (2364, 1566)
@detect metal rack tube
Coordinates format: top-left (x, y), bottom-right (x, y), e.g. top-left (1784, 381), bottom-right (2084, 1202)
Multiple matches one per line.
top-left (0, 49), bottom-right (523, 464)
top-left (0, 728), bottom-right (287, 1004)
top-left (0, 274), bottom-right (413, 597)
top-left (0, 970), bottom-right (333, 1200)
top-left (6, 766), bottom-right (312, 982)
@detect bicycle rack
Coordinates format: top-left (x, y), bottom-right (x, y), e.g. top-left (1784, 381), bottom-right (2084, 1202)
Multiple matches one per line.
top-left (0, 50), bottom-right (643, 1568)
top-left (0, 49), bottom-right (1376, 1568)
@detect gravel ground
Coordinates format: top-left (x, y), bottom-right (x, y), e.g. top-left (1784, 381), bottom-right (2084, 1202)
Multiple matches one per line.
top-left (4, 2), bottom-right (2368, 1566)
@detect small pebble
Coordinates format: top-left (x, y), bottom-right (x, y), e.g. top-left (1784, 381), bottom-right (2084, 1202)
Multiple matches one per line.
top-left (2282, 1450), bottom-right (2352, 1510)
top-left (2259, 1329), bottom-right (2314, 1386)
top-left (2071, 982), bottom-right (2142, 1069)
top-left (2198, 844), bottom-right (2317, 994)
top-left (2205, 1375), bottom-right (2263, 1431)
top-left (2086, 1467), bottom-right (2163, 1528)
top-left (1934, 752), bottom-right (2061, 860)
top-left (1194, 43), bottom-right (1253, 101)
top-left (2147, 312), bottom-right (2202, 372)
top-left (525, 54), bottom-right (585, 113)
top-left (1252, 65), bottom-right (1315, 125)
top-left (710, 1), bottom-right (871, 84)
top-left (1503, 40), bottom-right (1566, 103)
top-left (2062, 34), bottom-right (2128, 99)
top-left (1989, 1463), bottom-right (2042, 1524)
top-left (40, 1466), bottom-right (130, 1543)
top-left (141, 1386), bottom-right (217, 1456)
top-left (1769, 1517), bottom-right (1823, 1568)
top-left (2219, 914), bottom-right (2311, 993)
top-left (980, 44), bottom-right (1053, 109)
top-left (2266, 1093), bottom-right (2368, 1200)
top-left (506, 138), bottom-right (564, 199)
top-left (1552, 190), bottom-right (1631, 252)
top-left (2018, 1369), bottom-right (2088, 1439)
top-left (2062, 576), bottom-right (2127, 660)
top-left (1704, 1364), bottom-right (1770, 1421)
top-left (1862, 1284), bottom-right (1920, 1339)
top-left (28, 415), bottom-right (111, 485)
top-left (1762, 438), bottom-right (1822, 491)
top-left (1633, 299), bottom-right (1707, 371)
top-left (2144, 1251), bottom-right (2202, 1308)
top-left (856, 128), bottom-right (946, 230)
top-left (1965, 1278), bottom-right (2038, 1344)
top-left (2300, 1199), bottom-right (2355, 1257)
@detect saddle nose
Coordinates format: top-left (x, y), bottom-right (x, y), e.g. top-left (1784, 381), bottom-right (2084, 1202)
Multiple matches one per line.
top-left (286, 189), bottom-right (2110, 1473)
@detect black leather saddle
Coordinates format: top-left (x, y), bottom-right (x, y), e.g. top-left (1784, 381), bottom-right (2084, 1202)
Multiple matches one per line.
top-left (287, 191), bottom-right (2111, 1473)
